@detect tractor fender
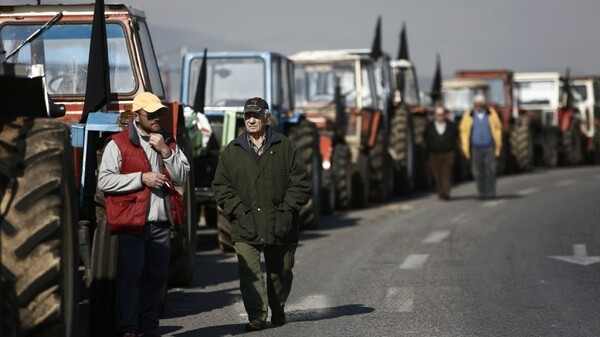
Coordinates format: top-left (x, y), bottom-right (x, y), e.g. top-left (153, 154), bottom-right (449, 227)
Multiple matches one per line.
top-left (558, 107), bottom-right (574, 133)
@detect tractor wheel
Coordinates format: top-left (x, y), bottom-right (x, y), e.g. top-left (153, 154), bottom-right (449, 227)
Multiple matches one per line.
top-left (389, 106), bottom-right (415, 196)
top-left (203, 204), bottom-right (217, 228)
top-left (288, 119), bottom-right (322, 230)
top-left (560, 118), bottom-right (583, 166)
top-left (216, 207), bottom-right (234, 253)
top-left (412, 114), bottom-right (431, 189)
top-left (368, 130), bottom-right (393, 203)
top-left (509, 115), bottom-right (534, 172)
top-left (542, 131), bottom-right (559, 168)
top-left (454, 149), bottom-right (471, 182)
top-left (352, 152), bottom-right (370, 209)
top-left (320, 169), bottom-right (335, 216)
top-left (331, 143), bottom-right (352, 210)
top-left (168, 131), bottom-right (198, 288)
top-left (592, 129), bottom-right (600, 164)
top-left (497, 134), bottom-right (509, 176)
top-left (89, 206), bottom-right (118, 337)
top-left (0, 118), bottom-right (79, 337)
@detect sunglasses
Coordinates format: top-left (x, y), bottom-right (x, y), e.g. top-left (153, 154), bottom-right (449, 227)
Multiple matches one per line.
top-left (138, 110), bottom-right (164, 119)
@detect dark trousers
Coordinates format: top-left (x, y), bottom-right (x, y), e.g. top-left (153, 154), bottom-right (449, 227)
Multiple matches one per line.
top-left (428, 150), bottom-right (455, 199)
top-left (117, 222), bottom-right (171, 334)
top-left (471, 146), bottom-right (497, 198)
top-left (234, 242), bottom-right (297, 321)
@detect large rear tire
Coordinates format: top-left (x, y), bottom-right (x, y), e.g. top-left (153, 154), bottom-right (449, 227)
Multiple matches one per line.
top-left (509, 115), bottom-right (534, 172)
top-left (168, 127), bottom-right (198, 288)
top-left (542, 131), bottom-right (559, 168)
top-left (390, 106), bottom-right (415, 196)
top-left (412, 114), bottom-right (431, 190)
top-left (560, 118), bottom-right (583, 166)
top-left (288, 119), bottom-right (321, 230)
top-left (0, 118), bottom-right (78, 337)
top-left (203, 204), bottom-right (217, 228)
top-left (89, 207), bottom-right (118, 337)
top-left (352, 152), bottom-right (370, 209)
top-left (591, 128), bottom-right (600, 164)
top-left (368, 130), bottom-right (393, 203)
top-left (331, 143), bottom-right (352, 210)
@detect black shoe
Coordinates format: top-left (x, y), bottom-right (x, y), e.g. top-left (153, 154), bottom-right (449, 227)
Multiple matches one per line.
top-left (244, 319), bottom-right (266, 332)
top-left (271, 312), bottom-right (286, 326)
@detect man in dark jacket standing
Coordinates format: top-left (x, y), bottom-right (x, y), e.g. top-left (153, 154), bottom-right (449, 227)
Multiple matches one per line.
top-left (212, 97), bottom-right (311, 331)
top-left (424, 106), bottom-right (458, 200)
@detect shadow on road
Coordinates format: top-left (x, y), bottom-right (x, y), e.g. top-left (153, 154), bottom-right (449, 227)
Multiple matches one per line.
top-left (162, 252), bottom-right (240, 321)
top-left (299, 215), bottom-right (360, 237)
top-left (162, 286), bottom-right (240, 320)
top-left (192, 252), bottom-right (239, 287)
top-left (447, 193), bottom-right (524, 202)
top-left (167, 304), bottom-right (375, 336)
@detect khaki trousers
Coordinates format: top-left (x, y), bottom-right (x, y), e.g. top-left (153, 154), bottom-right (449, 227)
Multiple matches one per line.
top-left (234, 242), bottom-right (297, 321)
top-left (428, 150), bottom-right (455, 199)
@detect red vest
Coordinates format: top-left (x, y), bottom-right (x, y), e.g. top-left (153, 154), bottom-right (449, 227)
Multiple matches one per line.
top-left (104, 125), bottom-right (183, 234)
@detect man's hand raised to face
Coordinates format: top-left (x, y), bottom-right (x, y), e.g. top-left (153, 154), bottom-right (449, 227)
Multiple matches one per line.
top-left (149, 133), bottom-right (172, 158)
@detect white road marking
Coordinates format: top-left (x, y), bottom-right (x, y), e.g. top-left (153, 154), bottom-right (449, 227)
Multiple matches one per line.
top-left (423, 230), bottom-right (451, 244)
top-left (236, 301), bottom-right (248, 317)
top-left (242, 294), bottom-right (333, 317)
top-left (383, 287), bottom-right (414, 312)
top-left (400, 254), bottom-right (430, 269)
top-left (450, 213), bottom-right (466, 223)
top-left (287, 294), bottom-right (331, 311)
top-left (516, 187), bottom-right (540, 196)
top-left (549, 244), bottom-right (600, 266)
top-left (555, 179), bottom-right (576, 187)
top-left (382, 203), bottom-right (414, 211)
top-left (481, 199), bottom-right (506, 208)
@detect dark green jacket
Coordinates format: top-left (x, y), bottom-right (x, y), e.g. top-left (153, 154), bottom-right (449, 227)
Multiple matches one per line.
top-left (212, 127), bottom-right (311, 245)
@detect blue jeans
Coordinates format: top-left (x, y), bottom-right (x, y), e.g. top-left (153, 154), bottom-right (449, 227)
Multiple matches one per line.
top-left (471, 146), bottom-right (496, 198)
top-left (117, 222), bottom-right (171, 334)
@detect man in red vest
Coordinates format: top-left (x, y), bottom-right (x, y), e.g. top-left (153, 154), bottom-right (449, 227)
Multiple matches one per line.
top-left (98, 92), bottom-right (190, 337)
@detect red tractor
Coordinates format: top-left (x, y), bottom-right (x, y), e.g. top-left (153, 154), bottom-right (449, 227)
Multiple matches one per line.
top-left (1, 3), bottom-right (196, 336)
top-left (291, 49), bottom-right (399, 210)
top-left (455, 70), bottom-right (533, 173)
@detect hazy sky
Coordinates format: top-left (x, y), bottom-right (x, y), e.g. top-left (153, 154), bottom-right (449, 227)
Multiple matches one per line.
top-left (7, 0), bottom-right (600, 92)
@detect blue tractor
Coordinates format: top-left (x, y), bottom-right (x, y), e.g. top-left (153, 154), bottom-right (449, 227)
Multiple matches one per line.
top-left (181, 51), bottom-right (322, 251)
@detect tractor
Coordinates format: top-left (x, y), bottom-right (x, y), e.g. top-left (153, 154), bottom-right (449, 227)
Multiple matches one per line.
top-left (180, 51), bottom-right (322, 252)
top-left (291, 49), bottom-right (400, 210)
top-left (513, 72), bottom-right (582, 167)
top-left (454, 70), bottom-right (533, 173)
top-left (571, 76), bottom-right (600, 163)
top-left (0, 3), bottom-right (196, 336)
top-left (441, 78), bottom-right (491, 181)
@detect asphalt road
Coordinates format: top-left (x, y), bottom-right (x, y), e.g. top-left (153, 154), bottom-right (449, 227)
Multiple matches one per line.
top-left (160, 166), bottom-right (600, 337)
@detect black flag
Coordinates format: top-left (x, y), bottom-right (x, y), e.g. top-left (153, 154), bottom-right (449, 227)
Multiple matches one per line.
top-left (397, 22), bottom-right (409, 60)
top-left (370, 16), bottom-right (383, 59)
top-left (560, 67), bottom-right (573, 109)
top-left (430, 54), bottom-right (442, 104)
top-left (81, 0), bottom-right (110, 123)
top-left (192, 48), bottom-right (208, 113)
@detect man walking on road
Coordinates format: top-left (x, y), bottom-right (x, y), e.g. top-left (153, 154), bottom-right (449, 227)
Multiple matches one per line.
top-left (459, 94), bottom-right (502, 200)
top-left (424, 105), bottom-right (458, 200)
top-left (212, 97), bottom-right (311, 331)
top-left (98, 92), bottom-right (190, 337)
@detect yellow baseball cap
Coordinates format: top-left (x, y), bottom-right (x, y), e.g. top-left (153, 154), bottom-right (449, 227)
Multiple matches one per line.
top-left (132, 92), bottom-right (167, 113)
